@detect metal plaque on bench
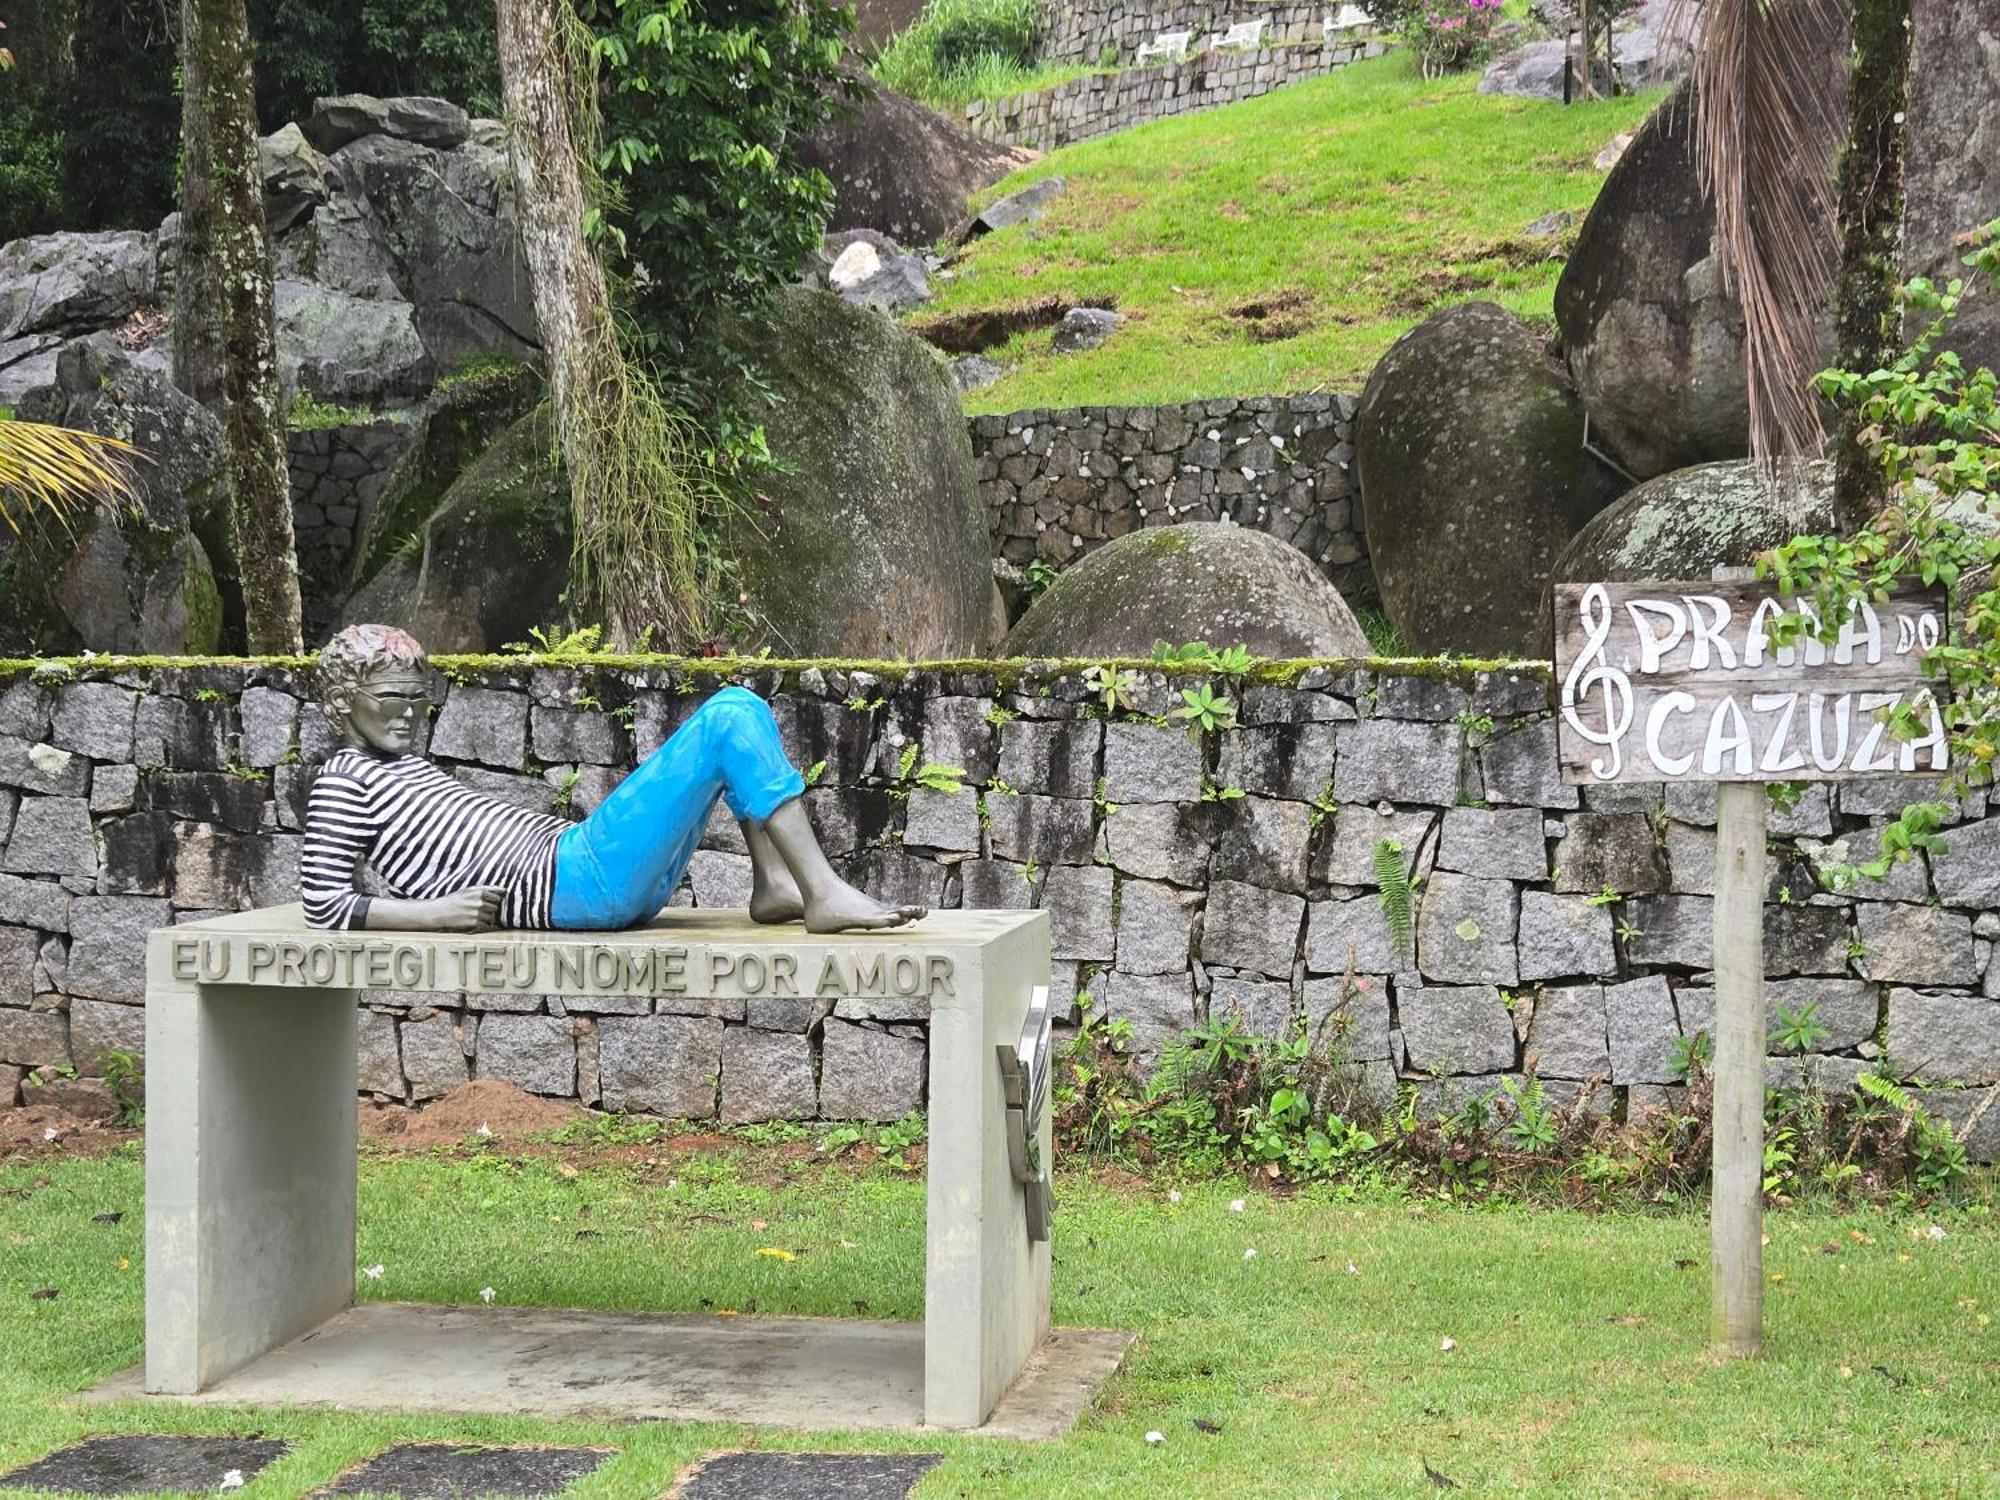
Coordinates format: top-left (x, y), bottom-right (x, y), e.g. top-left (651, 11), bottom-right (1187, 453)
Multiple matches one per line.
top-left (996, 984), bottom-right (1055, 1242)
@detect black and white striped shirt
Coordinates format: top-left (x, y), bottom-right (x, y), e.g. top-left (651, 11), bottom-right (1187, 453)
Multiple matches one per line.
top-left (302, 747), bottom-right (567, 929)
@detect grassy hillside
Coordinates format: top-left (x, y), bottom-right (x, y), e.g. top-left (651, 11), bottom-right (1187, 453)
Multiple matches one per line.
top-left (923, 54), bottom-right (1662, 414)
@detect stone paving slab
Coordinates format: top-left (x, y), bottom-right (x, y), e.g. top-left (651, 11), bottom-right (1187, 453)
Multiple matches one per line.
top-left (0, 1436), bottom-right (290, 1495)
top-left (315, 1444), bottom-right (611, 1498)
top-left (676, 1452), bottom-right (942, 1499)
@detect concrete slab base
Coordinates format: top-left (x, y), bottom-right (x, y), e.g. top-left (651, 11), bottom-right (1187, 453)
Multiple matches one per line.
top-left (90, 1303), bottom-right (1133, 1442)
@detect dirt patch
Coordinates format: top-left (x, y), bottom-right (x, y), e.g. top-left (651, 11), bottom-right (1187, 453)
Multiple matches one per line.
top-left (1385, 236), bottom-right (1567, 317)
top-left (0, 1103), bottom-right (137, 1161)
top-left (358, 1080), bottom-right (582, 1150)
top-left (909, 293), bottom-right (1115, 355)
top-left (1227, 290), bottom-right (1318, 344)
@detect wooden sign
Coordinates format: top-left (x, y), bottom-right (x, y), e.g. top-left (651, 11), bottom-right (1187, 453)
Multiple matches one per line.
top-left (1552, 580), bottom-right (1949, 785)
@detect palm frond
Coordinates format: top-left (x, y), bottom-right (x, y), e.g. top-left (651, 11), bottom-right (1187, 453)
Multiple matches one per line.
top-left (0, 419), bottom-right (143, 534)
top-left (1672, 0), bottom-right (1848, 485)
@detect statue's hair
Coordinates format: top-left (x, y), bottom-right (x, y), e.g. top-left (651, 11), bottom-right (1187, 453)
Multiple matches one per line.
top-left (316, 624), bottom-right (428, 730)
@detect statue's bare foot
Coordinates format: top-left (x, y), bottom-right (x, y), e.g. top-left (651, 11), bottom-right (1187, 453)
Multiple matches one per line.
top-left (803, 883), bottom-right (927, 933)
top-left (749, 888), bottom-right (805, 923)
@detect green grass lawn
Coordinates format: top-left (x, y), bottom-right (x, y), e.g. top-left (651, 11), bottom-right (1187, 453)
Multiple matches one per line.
top-left (3, 1135), bottom-right (1996, 1497)
top-left (927, 54), bottom-right (1662, 415)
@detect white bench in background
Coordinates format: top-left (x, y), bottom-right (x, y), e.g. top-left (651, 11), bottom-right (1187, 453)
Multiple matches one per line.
top-left (1325, 4), bottom-right (1374, 38)
top-left (1136, 28), bottom-right (1195, 64)
top-left (1217, 18), bottom-right (1270, 49)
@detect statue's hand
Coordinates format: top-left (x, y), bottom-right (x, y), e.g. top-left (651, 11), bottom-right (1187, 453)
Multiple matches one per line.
top-left (429, 887), bottom-right (506, 931)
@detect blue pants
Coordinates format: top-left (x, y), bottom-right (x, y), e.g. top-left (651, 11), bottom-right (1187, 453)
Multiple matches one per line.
top-left (549, 686), bottom-right (805, 929)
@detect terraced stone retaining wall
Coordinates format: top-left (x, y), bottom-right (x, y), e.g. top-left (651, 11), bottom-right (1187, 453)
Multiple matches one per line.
top-left (969, 394), bottom-right (1373, 605)
top-left (0, 659), bottom-right (1995, 1158)
top-left (1038, 1), bottom-right (1333, 67)
top-left (965, 37), bottom-right (1385, 151)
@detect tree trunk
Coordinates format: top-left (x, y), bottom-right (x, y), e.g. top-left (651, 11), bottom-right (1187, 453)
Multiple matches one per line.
top-left (1830, 0), bottom-right (1911, 533)
top-left (175, 0), bottom-right (302, 652)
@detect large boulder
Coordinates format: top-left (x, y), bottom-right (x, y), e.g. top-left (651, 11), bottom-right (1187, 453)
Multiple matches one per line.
top-left (339, 405), bottom-right (569, 652)
top-left (1355, 301), bottom-right (1626, 656)
top-left (0, 230), bottom-right (156, 342)
top-left (1482, 0), bottom-right (1696, 99)
top-left (1002, 524), bottom-right (1372, 659)
top-left (1903, 3), bottom-right (2000, 380)
top-left (1550, 459), bottom-right (1836, 587)
top-left (1555, 9), bottom-right (1848, 479)
top-left (729, 285), bottom-right (1001, 657)
top-left (9, 334), bottom-right (225, 653)
top-left (273, 279), bottom-right (432, 406)
top-left (798, 71), bottom-right (1033, 247)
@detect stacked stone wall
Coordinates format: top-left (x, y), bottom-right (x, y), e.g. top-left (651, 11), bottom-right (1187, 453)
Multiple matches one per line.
top-left (970, 394), bottom-right (1372, 603)
top-left (1038, 1), bottom-right (1330, 67)
top-left (286, 419), bottom-right (420, 638)
top-left (0, 659), bottom-right (1994, 1159)
top-left (966, 38), bottom-right (1384, 151)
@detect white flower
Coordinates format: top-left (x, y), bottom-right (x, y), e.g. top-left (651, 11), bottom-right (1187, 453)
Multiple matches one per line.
top-left (1144, 1430), bottom-right (1165, 1445)
top-left (219, 1472), bottom-right (245, 1491)
top-left (1927, 1225), bottom-right (1948, 1241)
top-left (42, 1127), bottom-right (58, 1142)
top-left (1242, 1247), bottom-right (1258, 1261)
top-left (475, 1122), bottom-right (493, 1138)
top-left (1346, 1260), bottom-right (1360, 1277)
top-left (361, 1264), bottom-right (384, 1280)
top-left (1167, 1190), bottom-right (1182, 1204)
top-left (1439, 1337), bottom-right (1457, 1352)
top-left (1228, 1198), bottom-right (1245, 1213)
top-left (479, 1286), bottom-right (496, 1303)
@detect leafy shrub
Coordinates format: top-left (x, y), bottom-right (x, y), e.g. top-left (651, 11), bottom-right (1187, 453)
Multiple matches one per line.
top-left (1402, 0), bottom-right (1504, 77)
top-left (873, 0), bottom-right (1057, 111)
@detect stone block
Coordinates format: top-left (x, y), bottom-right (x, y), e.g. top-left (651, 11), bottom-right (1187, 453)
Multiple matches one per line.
top-left (987, 793), bottom-right (1095, 865)
top-left (1479, 718), bottom-right (1577, 809)
top-left (687, 850), bottom-right (754, 909)
top-left (2, 796), bottom-right (97, 878)
top-left (804, 786), bottom-right (896, 857)
top-left (1305, 894), bottom-right (1408, 975)
top-left (1210, 795), bottom-right (1312, 894)
top-left (357, 1009), bottom-right (404, 1096)
top-left (1552, 813), bottom-right (1665, 895)
top-left (1103, 800), bottom-right (1218, 885)
top-left (919, 697), bottom-right (999, 785)
top-left (137, 769), bottom-right (266, 832)
top-left (1103, 721), bottom-right (1203, 802)
top-left (1416, 872), bottom-right (1518, 985)
top-left (1764, 903), bottom-right (1853, 977)
top-left (531, 706), bottom-right (627, 765)
top-left (1209, 977), bottom-right (1295, 1038)
top-left (133, 697), bottom-right (232, 770)
top-left (818, 1019), bottom-right (926, 1120)
top-left (1398, 984), bottom-right (1515, 1074)
top-left (50, 682), bottom-right (138, 760)
top-left (1302, 975), bottom-right (1390, 1060)
top-left (0, 1005), bottom-right (70, 1067)
top-left (997, 717), bottom-right (1100, 800)
top-left (1332, 719), bottom-right (1464, 805)
top-left (1886, 989), bottom-right (2000, 1084)
top-left (475, 1014), bottom-right (576, 1096)
top-left (1216, 723), bottom-right (1336, 802)
top-left (67, 895), bottom-right (170, 1003)
top-left (1838, 774), bottom-right (1972, 822)
top-left (598, 1014), bottom-right (722, 1116)
top-left (238, 687), bottom-right (299, 767)
top-left (1620, 895), bottom-right (1713, 969)
top-left (0, 873), bottom-right (69, 931)
top-left (1042, 862), bottom-right (1114, 960)
top-left (1313, 805), bottom-right (1434, 887)
top-left (1524, 984), bottom-right (1608, 1079)
top-left (89, 763), bottom-right (139, 814)
top-left (1373, 673), bottom-right (1468, 722)
top-left (1929, 813), bottom-right (2000, 907)
top-left (1606, 976), bottom-right (1680, 1084)
top-left (1914, 1086), bottom-right (1999, 1162)
top-left (0, 737), bottom-right (90, 796)
top-left (960, 859), bottom-right (1035, 909)
top-left (1201, 879), bottom-right (1304, 976)
top-left (431, 686), bottom-right (529, 767)
top-left (1101, 969), bottom-right (1196, 1060)
top-left (904, 787), bottom-right (980, 852)
top-left (1857, 903), bottom-right (1973, 986)
top-left (68, 996), bottom-right (144, 1073)
top-left (845, 848), bottom-right (948, 909)
top-left (721, 1026), bottom-right (816, 1123)
top-left (1801, 825), bottom-right (1929, 903)
top-left (0, 680), bottom-right (52, 740)
top-left (0, 922), bottom-right (34, 998)
top-left (401, 1012), bottom-right (471, 1101)
top-left (1673, 977), bottom-right (1880, 1056)
top-left (1517, 892), bottom-right (1615, 981)
top-left (1438, 806), bottom-right (1547, 880)
top-left (1114, 877), bottom-right (1195, 975)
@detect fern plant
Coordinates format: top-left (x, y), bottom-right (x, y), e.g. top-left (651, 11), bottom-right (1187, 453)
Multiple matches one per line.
top-left (1374, 837), bottom-right (1414, 954)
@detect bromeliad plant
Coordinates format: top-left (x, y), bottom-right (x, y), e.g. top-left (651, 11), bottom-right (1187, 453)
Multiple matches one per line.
top-left (1761, 221), bottom-right (2000, 884)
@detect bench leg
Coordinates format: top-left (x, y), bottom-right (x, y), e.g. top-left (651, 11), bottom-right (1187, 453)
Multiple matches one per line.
top-left (923, 923), bottom-right (1053, 1428)
top-left (145, 980), bottom-right (358, 1394)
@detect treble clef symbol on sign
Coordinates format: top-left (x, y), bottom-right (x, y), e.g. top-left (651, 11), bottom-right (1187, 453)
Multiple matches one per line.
top-left (1561, 583), bottom-right (1633, 780)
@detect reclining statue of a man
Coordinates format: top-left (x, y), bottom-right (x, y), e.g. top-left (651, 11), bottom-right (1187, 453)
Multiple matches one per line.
top-left (301, 623), bottom-right (927, 935)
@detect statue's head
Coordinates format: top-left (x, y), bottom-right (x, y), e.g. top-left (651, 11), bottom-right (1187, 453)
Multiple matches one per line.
top-left (317, 623), bottom-right (432, 756)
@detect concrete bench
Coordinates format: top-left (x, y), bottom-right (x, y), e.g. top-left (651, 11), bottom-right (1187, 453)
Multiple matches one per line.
top-left (134, 906), bottom-right (1114, 1433)
top-left (1217, 18), bottom-right (1270, 49)
top-left (1325, 4), bottom-right (1374, 37)
top-left (1136, 28), bottom-right (1195, 64)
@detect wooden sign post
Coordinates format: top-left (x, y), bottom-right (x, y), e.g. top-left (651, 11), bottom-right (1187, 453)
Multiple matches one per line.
top-left (1553, 572), bottom-right (1947, 1357)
